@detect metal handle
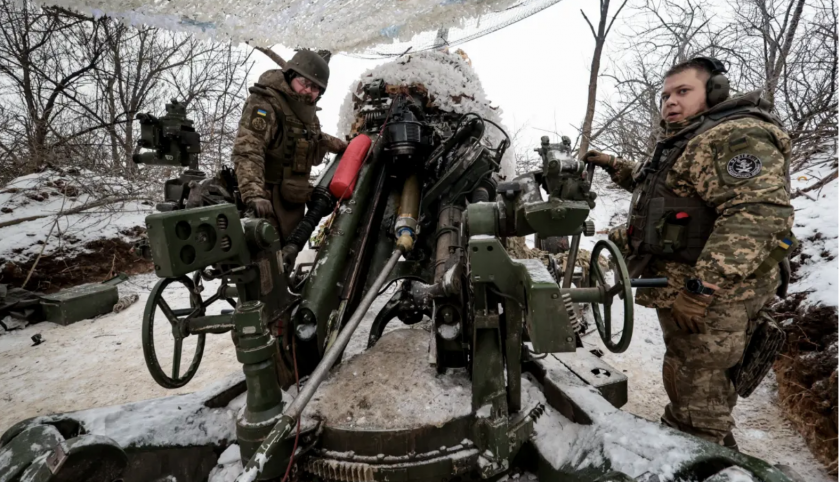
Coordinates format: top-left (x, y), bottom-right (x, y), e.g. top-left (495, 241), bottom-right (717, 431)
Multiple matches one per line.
top-left (629, 277), bottom-right (668, 288)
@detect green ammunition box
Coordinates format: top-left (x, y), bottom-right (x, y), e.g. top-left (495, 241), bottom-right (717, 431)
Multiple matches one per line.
top-left (41, 283), bottom-right (119, 326)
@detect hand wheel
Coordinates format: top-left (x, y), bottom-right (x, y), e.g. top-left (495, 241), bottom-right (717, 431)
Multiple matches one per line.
top-left (588, 240), bottom-right (634, 353)
top-left (142, 275), bottom-right (206, 388)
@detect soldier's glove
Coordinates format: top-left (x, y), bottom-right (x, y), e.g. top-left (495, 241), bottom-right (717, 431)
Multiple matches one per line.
top-left (583, 150), bottom-right (617, 169)
top-left (248, 198), bottom-right (274, 218)
top-left (671, 290), bottom-right (713, 334)
top-left (281, 244), bottom-right (299, 274)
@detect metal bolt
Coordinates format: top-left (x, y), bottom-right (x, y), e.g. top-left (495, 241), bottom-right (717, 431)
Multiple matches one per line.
top-left (566, 337), bottom-right (573, 342)
top-left (551, 293), bottom-right (559, 299)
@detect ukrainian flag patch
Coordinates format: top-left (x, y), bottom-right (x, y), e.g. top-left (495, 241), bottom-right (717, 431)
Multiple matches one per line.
top-left (779, 238), bottom-right (793, 249)
top-left (256, 109), bottom-right (267, 116)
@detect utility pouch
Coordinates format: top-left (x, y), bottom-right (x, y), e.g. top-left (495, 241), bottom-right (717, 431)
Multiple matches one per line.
top-left (730, 308), bottom-right (786, 398)
top-left (754, 233), bottom-right (799, 276)
top-left (280, 177), bottom-right (313, 204)
top-left (293, 138), bottom-right (312, 174)
top-left (655, 211), bottom-right (690, 254)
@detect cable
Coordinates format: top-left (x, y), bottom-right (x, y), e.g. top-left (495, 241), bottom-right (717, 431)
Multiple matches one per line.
top-left (487, 285), bottom-right (524, 309)
top-left (375, 275), bottom-right (427, 297)
top-left (481, 118), bottom-right (511, 147)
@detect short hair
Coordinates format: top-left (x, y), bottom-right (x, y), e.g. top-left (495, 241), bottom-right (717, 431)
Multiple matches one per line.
top-left (664, 59), bottom-right (713, 80)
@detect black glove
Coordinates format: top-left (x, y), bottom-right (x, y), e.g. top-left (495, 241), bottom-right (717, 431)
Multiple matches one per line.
top-left (248, 198), bottom-right (274, 218)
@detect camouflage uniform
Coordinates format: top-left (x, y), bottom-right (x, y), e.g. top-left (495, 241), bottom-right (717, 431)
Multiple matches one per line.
top-left (604, 93), bottom-right (793, 444)
top-left (232, 69), bottom-right (346, 240)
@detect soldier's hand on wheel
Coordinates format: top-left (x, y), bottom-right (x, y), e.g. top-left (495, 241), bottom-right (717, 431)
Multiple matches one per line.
top-left (671, 290), bottom-right (712, 334)
top-left (583, 150), bottom-right (616, 168)
top-left (248, 198), bottom-right (274, 218)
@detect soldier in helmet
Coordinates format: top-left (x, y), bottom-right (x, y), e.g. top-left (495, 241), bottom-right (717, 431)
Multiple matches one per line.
top-left (232, 49), bottom-right (347, 253)
top-left (584, 58), bottom-right (795, 450)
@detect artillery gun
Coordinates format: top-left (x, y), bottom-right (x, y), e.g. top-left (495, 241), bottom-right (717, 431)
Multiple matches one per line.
top-left (0, 53), bottom-right (796, 482)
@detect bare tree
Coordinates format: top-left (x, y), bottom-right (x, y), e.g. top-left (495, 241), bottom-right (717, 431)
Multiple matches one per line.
top-left (577, 0), bottom-right (628, 157)
top-left (587, 0), bottom-right (726, 161)
top-left (730, 0), bottom-right (806, 106)
top-left (0, 1), bottom-right (254, 188)
top-left (0, 1), bottom-right (108, 174)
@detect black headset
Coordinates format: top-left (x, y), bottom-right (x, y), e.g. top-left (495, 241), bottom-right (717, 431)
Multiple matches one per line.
top-left (691, 56), bottom-right (730, 107)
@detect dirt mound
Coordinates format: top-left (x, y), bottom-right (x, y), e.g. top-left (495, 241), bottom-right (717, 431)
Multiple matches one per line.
top-left (0, 227), bottom-right (152, 293)
top-left (772, 291), bottom-right (838, 474)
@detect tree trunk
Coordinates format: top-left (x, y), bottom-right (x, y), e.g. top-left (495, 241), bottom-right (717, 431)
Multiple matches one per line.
top-left (578, 0), bottom-right (626, 157)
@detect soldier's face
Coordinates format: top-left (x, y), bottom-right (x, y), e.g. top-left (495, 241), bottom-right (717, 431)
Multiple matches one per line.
top-left (660, 69), bottom-right (709, 123)
top-left (292, 76), bottom-right (322, 102)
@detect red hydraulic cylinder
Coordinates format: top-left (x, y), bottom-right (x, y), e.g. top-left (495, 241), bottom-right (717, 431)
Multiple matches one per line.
top-left (329, 134), bottom-right (372, 199)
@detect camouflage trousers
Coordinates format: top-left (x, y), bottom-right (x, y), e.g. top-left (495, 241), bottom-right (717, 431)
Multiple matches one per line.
top-left (657, 290), bottom-right (775, 444)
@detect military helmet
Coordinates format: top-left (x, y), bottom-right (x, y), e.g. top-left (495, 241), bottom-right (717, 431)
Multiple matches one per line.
top-left (285, 50), bottom-right (330, 93)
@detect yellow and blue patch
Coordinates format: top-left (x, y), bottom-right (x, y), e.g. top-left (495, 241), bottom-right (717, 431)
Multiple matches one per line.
top-left (256, 108), bottom-right (267, 117)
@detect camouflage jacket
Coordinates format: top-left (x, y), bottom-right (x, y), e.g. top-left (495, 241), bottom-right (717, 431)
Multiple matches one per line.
top-left (605, 116), bottom-right (793, 307)
top-left (232, 70), bottom-right (347, 205)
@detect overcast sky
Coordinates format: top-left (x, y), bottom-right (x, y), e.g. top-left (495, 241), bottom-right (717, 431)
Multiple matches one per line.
top-left (246, 0), bottom-right (602, 152)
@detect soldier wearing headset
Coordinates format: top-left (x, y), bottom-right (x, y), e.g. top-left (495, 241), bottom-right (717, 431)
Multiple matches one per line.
top-left (584, 57), bottom-right (795, 450)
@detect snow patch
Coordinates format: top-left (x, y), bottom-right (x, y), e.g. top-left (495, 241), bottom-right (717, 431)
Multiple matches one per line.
top-left (0, 169), bottom-right (151, 269)
top-left (789, 160), bottom-right (838, 307)
top-left (36, 372), bottom-right (245, 448)
top-left (512, 258), bottom-right (557, 284)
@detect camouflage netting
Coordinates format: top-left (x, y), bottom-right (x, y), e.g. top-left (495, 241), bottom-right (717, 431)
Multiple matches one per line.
top-left (338, 50), bottom-right (515, 180)
top-left (41, 0), bottom-right (560, 54)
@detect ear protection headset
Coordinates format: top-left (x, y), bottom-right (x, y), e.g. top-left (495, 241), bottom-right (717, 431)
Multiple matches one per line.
top-left (690, 56), bottom-right (730, 107)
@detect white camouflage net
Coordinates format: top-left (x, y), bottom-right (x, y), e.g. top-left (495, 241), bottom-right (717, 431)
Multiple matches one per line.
top-left (38, 0), bottom-right (562, 54)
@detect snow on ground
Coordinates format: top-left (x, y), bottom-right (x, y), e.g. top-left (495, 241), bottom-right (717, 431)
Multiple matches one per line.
top-left (0, 169), bottom-right (151, 269)
top-left (0, 166), bottom-right (833, 481)
top-left (787, 159), bottom-right (838, 308)
top-left (0, 273), bottom-right (238, 434)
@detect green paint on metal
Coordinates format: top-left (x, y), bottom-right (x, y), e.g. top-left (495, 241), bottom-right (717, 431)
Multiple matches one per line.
top-left (468, 237), bottom-right (575, 354)
top-left (234, 301), bottom-right (287, 478)
top-left (146, 204), bottom-right (248, 278)
top-left (40, 283), bottom-right (118, 326)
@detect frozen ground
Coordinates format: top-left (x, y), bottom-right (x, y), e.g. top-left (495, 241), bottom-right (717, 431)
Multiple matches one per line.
top-left (580, 303), bottom-right (832, 482)
top-left (0, 273), bottom-right (238, 433)
top-left (0, 170), bottom-right (152, 268)
top-left (1, 165), bottom-right (834, 481)
top-left (1, 269), bottom-right (831, 481)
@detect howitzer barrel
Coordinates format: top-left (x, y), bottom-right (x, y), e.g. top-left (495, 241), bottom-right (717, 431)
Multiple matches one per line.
top-left (236, 248), bottom-right (403, 482)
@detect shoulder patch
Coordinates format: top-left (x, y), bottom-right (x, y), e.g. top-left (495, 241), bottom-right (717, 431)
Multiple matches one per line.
top-left (249, 105), bottom-right (270, 132)
top-left (727, 153), bottom-right (762, 179)
top-left (251, 116), bottom-right (267, 131)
